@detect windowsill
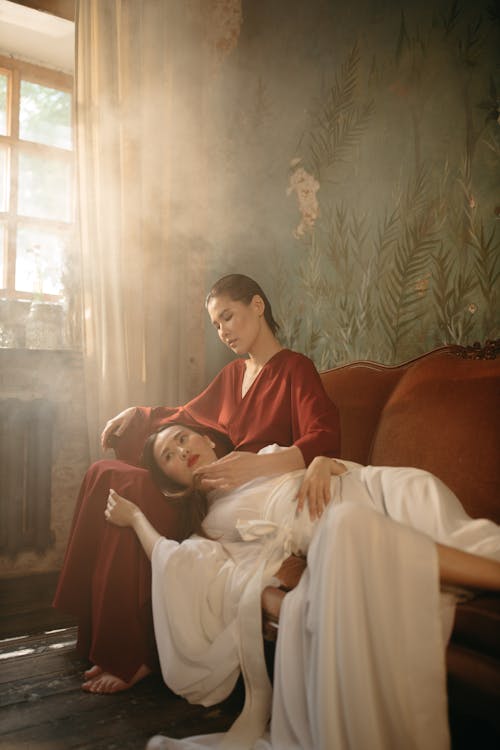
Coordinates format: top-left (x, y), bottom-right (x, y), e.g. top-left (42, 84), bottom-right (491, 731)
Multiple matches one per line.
top-left (0, 346), bottom-right (82, 352)
top-left (0, 300), bottom-right (80, 351)
top-left (0, 347), bottom-right (82, 355)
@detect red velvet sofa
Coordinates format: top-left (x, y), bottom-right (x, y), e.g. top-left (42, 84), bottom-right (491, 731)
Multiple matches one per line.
top-left (263, 342), bottom-right (500, 748)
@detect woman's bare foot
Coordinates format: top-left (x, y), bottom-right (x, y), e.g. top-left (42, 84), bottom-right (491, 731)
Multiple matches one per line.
top-left (83, 664), bottom-right (103, 680)
top-left (82, 664), bottom-right (151, 694)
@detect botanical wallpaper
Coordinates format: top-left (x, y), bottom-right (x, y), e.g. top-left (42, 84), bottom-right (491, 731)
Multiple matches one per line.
top-left (201, 0), bottom-right (499, 370)
top-left (3, 0), bottom-right (497, 576)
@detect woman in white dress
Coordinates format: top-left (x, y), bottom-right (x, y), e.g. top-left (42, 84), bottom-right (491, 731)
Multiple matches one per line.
top-left (105, 424), bottom-right (500, 750)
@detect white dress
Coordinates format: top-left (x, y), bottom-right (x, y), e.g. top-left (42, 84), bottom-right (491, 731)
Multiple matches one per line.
top-left (148, 449), bottom-right (500, 750)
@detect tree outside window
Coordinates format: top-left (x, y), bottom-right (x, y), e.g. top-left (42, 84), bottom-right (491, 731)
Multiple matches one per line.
top-left (0, 56), bottom-right (77, 348)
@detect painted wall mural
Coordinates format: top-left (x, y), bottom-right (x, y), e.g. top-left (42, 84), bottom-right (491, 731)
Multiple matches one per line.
top-left (202, 0), bottom-right (499, 371)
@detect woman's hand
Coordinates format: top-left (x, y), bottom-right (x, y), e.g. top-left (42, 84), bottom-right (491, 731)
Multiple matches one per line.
top-left (193, 451), bottom-right (264, 492)
top-left (101, 407), bottom-right (138, 451)
top-left (105, 490), bottom-right (160, 560)
top-left (104, 489), bottom-right (139, 528)
top-left (296, 457), bottom-right (347, 521)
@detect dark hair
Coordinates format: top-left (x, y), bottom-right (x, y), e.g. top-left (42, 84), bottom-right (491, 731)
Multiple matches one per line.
top-left (142, 425), bottom-right (211, 542)
top-left (205, 273), bottom-right (280, 335)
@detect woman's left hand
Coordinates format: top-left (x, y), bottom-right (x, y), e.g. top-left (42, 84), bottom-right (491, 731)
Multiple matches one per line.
top-left (193, 451), bottom-right (262, 492)
top-left (104, 489), bottom-right (139, 527)
top-left (296, 457), bottom-right (347, 520)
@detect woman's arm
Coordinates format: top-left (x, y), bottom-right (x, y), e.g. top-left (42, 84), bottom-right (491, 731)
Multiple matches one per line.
top-left (289, 354), bottom-right (341, 464)
top-left (196, 354), bottom-right (341, 484)
top-left (101, 408), bottom-right (139, 450)
top-left (195, 355), bottom-right (341, 503)
top-left (105, 490), bottom-right (161, 560)
top-left (194, 446), bottom-right (305, 492)
top-left (102, 365), bottom-right (234, 463)
top-left (296, 456), bottom-right (347, 520)
top-left (195, 453), bottom-right (348, 523)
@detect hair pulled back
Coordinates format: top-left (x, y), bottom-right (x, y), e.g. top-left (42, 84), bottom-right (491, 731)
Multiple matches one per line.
top-left (205, 273), bottom-right (280, 335)
top-left (142, 425), bottom-right (211, 542)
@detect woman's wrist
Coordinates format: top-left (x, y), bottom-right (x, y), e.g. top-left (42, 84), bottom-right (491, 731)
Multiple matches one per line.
top-left (259, 446), bottom-right (305, 475)
top-left (307, 455), bottom-right (346, 472)
top-left (330, 458), bottom-right (347, 475)
top-left (130, 507), bottom-right (144, 529)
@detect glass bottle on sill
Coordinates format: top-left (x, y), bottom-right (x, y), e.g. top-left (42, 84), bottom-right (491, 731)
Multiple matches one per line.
top-left (25, 301), bottom-right (64, 350)
top-left (0, 299), bottom-right (30, 348)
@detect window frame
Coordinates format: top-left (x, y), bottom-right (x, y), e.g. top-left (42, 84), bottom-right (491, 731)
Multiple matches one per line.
top-left (0, 54), bottom-right (73, 302)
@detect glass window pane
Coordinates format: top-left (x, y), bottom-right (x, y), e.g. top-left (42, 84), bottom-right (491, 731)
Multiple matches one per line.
top-left (18, 151), bottom-right (72, 221)
top-left (0, 145), bottom-right (9, 211)
top-left (15, 225), bottom-right (66, 296)
top-left (0, 222), bottom-right (5, 287)
top-left (20, 80), bottom-right (72, 149)
top-left (0, 73), bottom-right (7, 136)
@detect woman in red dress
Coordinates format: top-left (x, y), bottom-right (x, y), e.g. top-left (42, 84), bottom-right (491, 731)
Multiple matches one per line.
top-left (53, 274), bottom-right (340, 693)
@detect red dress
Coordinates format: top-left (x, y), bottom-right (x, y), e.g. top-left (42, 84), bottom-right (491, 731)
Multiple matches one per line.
top-left (53, 350), bottom-right (340, 681)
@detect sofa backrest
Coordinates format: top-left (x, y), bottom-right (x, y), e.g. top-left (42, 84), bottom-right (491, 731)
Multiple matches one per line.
top-left (321, 347), bottom-right (500, 523)
top-left (320, 358), bottom-right (416, 464)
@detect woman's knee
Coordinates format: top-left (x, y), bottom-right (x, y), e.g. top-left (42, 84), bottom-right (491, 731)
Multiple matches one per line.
top-left (83, 458), bottom-right (128, 483)
top-left (84, 459), bottom-right (150, 489)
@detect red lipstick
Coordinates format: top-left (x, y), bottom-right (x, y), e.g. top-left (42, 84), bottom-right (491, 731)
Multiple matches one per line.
top-left (187, 454), bottom-right (199, 468)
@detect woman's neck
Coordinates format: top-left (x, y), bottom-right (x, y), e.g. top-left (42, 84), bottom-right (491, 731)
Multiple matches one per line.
top-left (246, 331), bottom-right (283, 370)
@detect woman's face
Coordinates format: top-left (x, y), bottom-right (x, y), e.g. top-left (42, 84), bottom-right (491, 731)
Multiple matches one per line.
top-left (153, 426), bottom-right (217, 487)
top-left (207, 293), bottom-right (265, 355)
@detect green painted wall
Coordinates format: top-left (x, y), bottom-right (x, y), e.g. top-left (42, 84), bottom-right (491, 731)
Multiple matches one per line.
top-left (202, 0), bottom-right (499, 373)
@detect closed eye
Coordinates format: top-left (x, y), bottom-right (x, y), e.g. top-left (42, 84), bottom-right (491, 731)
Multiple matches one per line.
top-left (211, 309), bottom-right (233, 328)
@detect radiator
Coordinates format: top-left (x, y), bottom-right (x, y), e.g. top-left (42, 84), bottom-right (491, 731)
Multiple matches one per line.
top-left (0, 398), bottom-right (55, 556)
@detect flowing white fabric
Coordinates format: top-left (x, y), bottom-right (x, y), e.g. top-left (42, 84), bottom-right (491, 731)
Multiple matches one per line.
top-left (269, 505), bottom-right (447, 750)
top-left (148, 455), bottom-right (500, 750)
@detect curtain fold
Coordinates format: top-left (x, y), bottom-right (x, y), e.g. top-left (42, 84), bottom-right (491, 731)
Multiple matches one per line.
top-left (75, 0), bottom-right (208, 460)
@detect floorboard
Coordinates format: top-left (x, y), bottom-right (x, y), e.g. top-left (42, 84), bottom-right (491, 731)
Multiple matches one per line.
top-left (0, 574), bottom-right (243, 749)
top-left (0, 627), bottom-right (244, 749)
top-left (0, 572), bottom-right (75, 639)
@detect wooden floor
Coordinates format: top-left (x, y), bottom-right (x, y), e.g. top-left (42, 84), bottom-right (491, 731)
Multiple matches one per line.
top-left (0, 573), bottom-right (244, 750)
top-left (1, 574), bottom-right (498, 749)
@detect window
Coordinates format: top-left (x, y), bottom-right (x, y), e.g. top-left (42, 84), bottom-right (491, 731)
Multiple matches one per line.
top-left (0, 55), bottom-right (73, 304)
top-left (0, 55), bottom-right (77, 350)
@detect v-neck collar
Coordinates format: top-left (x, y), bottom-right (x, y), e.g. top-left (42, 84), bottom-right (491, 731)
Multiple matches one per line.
top-left (238, 348), bottom-right (288, 401)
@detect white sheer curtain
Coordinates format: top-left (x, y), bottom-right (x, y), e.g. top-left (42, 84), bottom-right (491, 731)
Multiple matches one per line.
top-left (75, 0), bottom-right (208, 460)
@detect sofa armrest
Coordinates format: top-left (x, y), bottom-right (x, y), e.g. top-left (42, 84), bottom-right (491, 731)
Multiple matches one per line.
top-left (272, 554), bottom-right (306, 591)
top-left (262, 555), bottom-right (307, 641)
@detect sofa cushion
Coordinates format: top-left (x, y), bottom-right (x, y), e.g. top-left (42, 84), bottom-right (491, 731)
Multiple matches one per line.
top-left (321, 363), bottom-right (407, 464)
top-left (446, 644), bottom-right (500, 734)
top-left (369, 352), bottom-right (500, 523)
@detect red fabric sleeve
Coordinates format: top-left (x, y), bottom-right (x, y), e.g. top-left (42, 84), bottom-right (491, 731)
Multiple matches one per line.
top-left (148, 366), bottom-right (231, 434)
top-left (289, 355), bottom-right (340, 465)
top-left (111, 351), bottom-right (340, 467)
top-left (110, 407), bottom-right (176, 465)
top-left (112, 367), bottom-right (234, 465)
